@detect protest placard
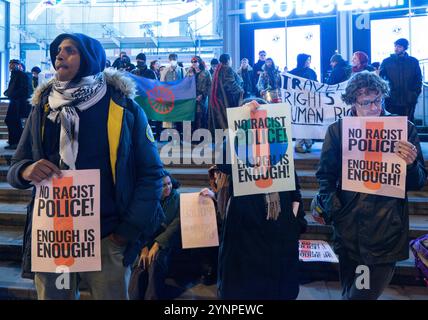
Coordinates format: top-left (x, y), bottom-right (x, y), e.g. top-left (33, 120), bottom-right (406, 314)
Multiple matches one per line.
top-left (31, 170), bottom-right (101, 273)
top-left (342, 117), bottom-right (407, 199)
top-left (280, 73), bottom-right (351, 139)
top-left (226, 103), bottom-right (295, 197)
top-left (299, 240), bottom-right (338, 263)
top-left (180, 192), bottom-right (219, 249)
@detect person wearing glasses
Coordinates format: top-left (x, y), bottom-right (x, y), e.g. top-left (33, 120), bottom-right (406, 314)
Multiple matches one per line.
top-left (311, 71), bottom-right (427, 299)
top-left (187, 56), bottom-right (212, 130)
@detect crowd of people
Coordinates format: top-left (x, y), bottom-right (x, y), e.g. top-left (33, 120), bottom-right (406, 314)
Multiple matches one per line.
top-left (5, 37), bottom-right (422, 151)
top-left (2, 32), bottom-right (427, 300)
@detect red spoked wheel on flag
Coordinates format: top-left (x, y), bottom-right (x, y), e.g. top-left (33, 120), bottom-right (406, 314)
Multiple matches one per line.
top-left (147, 86), bottom-right (175, 114)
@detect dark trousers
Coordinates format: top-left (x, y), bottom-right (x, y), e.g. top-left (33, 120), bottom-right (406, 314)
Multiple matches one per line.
top-left (5, 100), bottom-right (24, 145)
top-left (141, 248), bottom-right (171, 300)
top-left (339, 253), bottom-right (396, 300)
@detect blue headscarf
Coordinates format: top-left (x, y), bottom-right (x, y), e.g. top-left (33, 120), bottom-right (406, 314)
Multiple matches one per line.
top-left (50, 33), bottom-right (106, 80)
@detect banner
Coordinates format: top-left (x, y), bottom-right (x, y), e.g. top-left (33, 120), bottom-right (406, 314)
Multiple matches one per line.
top-left (131, 74), bottom-right (196, 121)
top-left (180, 193), bottom-right (219, 249)
top-left (342, 117), bottom-right (407, 199)
top-left (31, 170), bottom-right (101, 273)
top-left (227, 103), bottom-right (296, 197)
top-left (299, 240), bottom-right (338, 263)
top-left (281, 73), bottom-right (351, 139)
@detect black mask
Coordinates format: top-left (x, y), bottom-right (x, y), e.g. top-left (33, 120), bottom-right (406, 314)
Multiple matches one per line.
top-left (137, 61), bottom-right (146, 68)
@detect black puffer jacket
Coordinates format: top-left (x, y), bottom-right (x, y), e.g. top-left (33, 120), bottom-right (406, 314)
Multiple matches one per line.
top-left (379, 53), bottom-right (422, 107)
top-left (327, 60), bottom-right (351, 85)
top-left (314, 116), bottom-right (427, 265)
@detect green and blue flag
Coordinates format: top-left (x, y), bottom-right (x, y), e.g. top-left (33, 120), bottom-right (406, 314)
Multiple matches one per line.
top-left (130, 74), bottom-right (196, 121)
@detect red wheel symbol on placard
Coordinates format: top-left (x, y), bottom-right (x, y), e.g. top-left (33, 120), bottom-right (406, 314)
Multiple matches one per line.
top-left (147, 86), bottom-right (175, 114)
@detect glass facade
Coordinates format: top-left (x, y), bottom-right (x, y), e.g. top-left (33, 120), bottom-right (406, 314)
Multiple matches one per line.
top-left (13, 0), bottom-right (223, 73)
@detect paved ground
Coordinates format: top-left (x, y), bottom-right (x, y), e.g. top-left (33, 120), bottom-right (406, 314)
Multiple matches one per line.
top-left (172, 280), bottom-right (428, 300)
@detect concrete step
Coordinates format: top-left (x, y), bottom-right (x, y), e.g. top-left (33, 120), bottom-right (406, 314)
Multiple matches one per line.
top-left (0, 261), bottom-right (93, 300)
top-left (182, 187), bottom-right (428, 216)
top-left (1, 185), bottom-right (427, 216)
top-left (0, 203), bottom-right (28, 226)
top-left (418, 133), bottom-right (428, 142)
top-left (299, 249), bottom-right (424, 286)
top-left (302, 213), bottom-right (428, 241)
top-left (0, 261), bottom-right (36, 300)
top-left (0, 247), bottom-right (423, 300)
top-left (0, 183), bottom-right (32, 202)
top-left (416, 126), bottom-right (428, 134)
top-left (0, 226), bottom-right (23, 261)
top-left (166, 168), bottom-right (324, 189)
top-left (0, 213), bottom-right (426, 263)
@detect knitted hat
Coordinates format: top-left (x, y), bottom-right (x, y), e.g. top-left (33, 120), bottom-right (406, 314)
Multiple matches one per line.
top-left (136, 53), bottom-right (146, 61)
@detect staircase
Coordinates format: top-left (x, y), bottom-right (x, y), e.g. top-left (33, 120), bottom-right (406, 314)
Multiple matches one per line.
top-left (0, 101), bottom-right (427, 299)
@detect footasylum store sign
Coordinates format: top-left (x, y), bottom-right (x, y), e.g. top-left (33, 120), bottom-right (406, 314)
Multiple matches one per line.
top-left (245, 0), bottom-right (405, 19)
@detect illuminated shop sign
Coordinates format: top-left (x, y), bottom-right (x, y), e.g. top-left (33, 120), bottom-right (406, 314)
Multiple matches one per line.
top-left (245, 0), bottom-right (405, 20)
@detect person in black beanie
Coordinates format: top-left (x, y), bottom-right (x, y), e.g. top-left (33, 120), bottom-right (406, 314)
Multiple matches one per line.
top-left (132, 53), bottom-right (156, 79)
top-left (7, 33), bottom-right (164, 300)
top-left (379, 38), bottom-right (422, 123)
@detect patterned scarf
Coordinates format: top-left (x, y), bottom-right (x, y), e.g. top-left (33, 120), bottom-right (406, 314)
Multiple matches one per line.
top-left (47, 72), bottom-right (107, 169)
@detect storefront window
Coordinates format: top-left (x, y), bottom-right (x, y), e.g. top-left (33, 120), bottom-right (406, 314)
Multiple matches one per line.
top-left (254, 25), bottom-right (321, 79)
top-left (17, 0), bottom-right (222, 69)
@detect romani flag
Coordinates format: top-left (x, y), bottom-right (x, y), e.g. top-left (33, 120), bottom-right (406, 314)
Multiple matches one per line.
top-left (130, 74), bottom-right (196, 121)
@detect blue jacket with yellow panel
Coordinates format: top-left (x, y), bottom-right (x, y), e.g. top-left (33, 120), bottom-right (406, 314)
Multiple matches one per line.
top-left (7, 68), bottom-right (164, 279)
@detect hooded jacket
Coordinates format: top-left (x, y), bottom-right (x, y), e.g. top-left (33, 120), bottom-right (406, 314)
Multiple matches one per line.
top-left (8, 33), bottom-right (164, 278)
top-left (327, 60), bottom-right (352, 85)
top-left (289, 54), bottom-right (317, 81)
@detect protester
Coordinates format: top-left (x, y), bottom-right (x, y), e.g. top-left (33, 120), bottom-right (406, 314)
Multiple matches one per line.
top-left (161, 53), bottom-right (185, 82)
top-left (237, 58), bottom-right (255, 99)
top-left (130, 170), bottom-right (181, 300)
top-left (196, 165), bottom-right (229, 286)
top-left (7, 33), bottom-right (164, 300)
top-left (132, 53), bottom-right (156, 79)
top-left (351, 51), bottom-right (374, 74)
top-left (150, 60), bottom-right (161, 80)
top-left (379, 38), bottom-right (423, 123)
top-left (256, 57), bottom-right (281, 98)
top-left (216, 100), bottom-right (307, 299)
top-left (371, 62), bottom-right (380, 75)
top-left (31, 66), bottom-right (42, 90)
top-left (187, 56), bottom-right (212, 130)
top-left (112, 51), bottom-right (127, 69)
top-left (327, 54), bottom-right (351, 85)
top-left (209, 58), bottom-right (219, 77)
top-left (120, 55), bottom-right (135, 72)
top-left (3, 59), bottom-right (31, 149)
top-left (208, 53), bottom-right (244, 131)
top-left (289, 53), bottom-right (317, 153)
top-left (311, 71), bottom-right (427, 300)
